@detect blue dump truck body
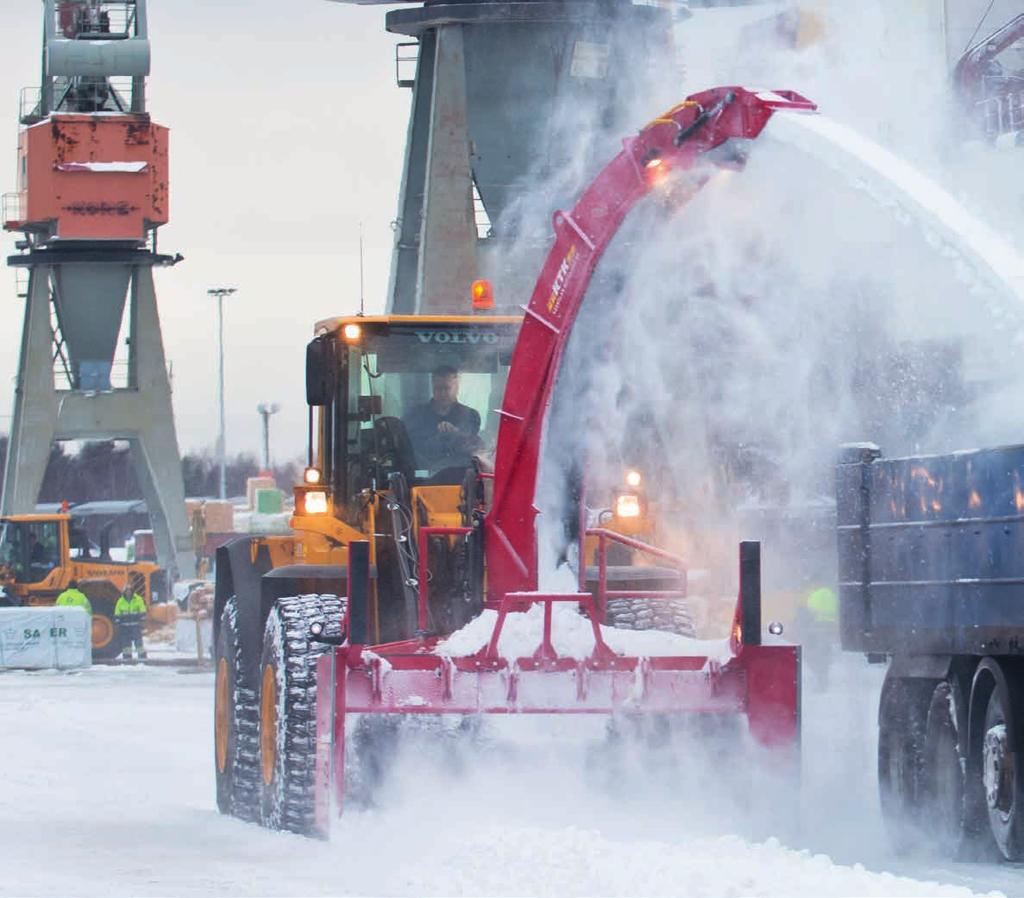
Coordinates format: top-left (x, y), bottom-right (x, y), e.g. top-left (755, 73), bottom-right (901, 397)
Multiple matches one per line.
top-left (836, 443), bottom-right (1024, 862)
top-left (837, 443), bottom-right (1024, 658)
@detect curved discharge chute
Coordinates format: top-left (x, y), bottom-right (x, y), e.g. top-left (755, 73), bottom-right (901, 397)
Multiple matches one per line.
top-left (486, 86), bottom-right (818, 601)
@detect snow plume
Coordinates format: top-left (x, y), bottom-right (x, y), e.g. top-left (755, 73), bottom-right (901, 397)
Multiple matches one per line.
top-left (512, 3), bottom-right (996, 600)
top-left (488, 3), bottom-right (684, 313)
top-left (525, 1), bottom-right (1024, 609)
top-left (466, 0), bottom-right (1024, 879)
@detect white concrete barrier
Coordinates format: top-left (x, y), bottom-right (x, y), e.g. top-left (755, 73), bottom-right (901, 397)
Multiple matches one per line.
top-left (175, 616), bottom-right (212, 658)
top-left (0, 607), bottom-right (92, 669)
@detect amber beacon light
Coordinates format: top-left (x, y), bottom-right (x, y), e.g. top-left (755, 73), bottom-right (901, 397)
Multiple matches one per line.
top-left (471, 279), bottom-right (495, 311)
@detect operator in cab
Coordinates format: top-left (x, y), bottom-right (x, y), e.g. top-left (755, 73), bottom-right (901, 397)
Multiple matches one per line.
top-left (403, 365), bottom-right (481, 472)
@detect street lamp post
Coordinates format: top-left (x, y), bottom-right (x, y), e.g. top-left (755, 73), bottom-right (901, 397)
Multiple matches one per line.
top-left (256, 402), bottom-right (281, 473)
top-left (208, 287), bottom-right (237, 500)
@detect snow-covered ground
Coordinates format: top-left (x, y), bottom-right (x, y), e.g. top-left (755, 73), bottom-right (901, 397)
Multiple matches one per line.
top-left (0, 656), bottom-right (1019, 897)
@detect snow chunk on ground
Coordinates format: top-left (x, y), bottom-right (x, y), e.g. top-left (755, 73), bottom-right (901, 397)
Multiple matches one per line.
top-left (436, 602), bottom-right (732, 662)
top-left (386, 825), bottom-right (998, 898)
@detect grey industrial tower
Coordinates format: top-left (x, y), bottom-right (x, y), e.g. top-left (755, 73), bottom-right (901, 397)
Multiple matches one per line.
top-left (2, 0), bottom-right (194, 583)
top-left (331, 0), bottom-right (682, 315)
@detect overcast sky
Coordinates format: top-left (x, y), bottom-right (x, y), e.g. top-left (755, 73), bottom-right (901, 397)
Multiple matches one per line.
top-left (0, 0), bottom-right (1008, 466)
top-left (0, 1), bottom-right (410, 462)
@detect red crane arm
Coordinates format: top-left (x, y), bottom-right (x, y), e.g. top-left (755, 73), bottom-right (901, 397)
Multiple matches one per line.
top-left (484, 86), bottom-right (817, 603)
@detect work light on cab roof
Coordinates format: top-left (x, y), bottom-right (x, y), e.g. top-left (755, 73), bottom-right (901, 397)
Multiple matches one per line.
top-left (471, 278), bottom-right (495, 311)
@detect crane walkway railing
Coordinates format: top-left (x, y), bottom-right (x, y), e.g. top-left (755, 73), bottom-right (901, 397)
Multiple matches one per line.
top-left (979, 89), bottom-right (1024, 140)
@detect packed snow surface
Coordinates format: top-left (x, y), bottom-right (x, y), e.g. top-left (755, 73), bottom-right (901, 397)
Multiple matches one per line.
top-left (0, 660), bottom-right (1016, 897)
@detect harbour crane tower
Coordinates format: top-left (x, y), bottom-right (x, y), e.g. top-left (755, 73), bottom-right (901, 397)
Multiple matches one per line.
top-left (329, 0), bottom-right (679, 315)
top-left (2, 0), bottom-right (194, 582)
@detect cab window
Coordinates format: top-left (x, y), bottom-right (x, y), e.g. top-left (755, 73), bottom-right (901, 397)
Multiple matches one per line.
top-left (342, 323), bottom-right (516, 499)
top-left (0, 520), bottom-right (61, 584)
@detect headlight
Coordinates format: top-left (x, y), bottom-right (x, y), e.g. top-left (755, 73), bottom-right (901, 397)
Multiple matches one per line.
top-left (625, 469), bottom-right (642, 488)
top-left (303, 466), bottom-right (322, 485)
top-left (304, 491), bottom-right (329, 515)
top-left (614, 493), bottom-right (641, 519)
top-left (342, 323), bottom-right (361, 342)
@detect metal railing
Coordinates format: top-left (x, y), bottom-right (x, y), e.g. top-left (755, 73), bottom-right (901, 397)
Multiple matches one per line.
top-left (978, 90), bottom-right (1024, 140)
top-left (581, 527), bottom-right (688, 624)
top-left (20, 77), bottom-right (140, 121)
top-left (417, 525), bottom-right (472, 632)
top-left (395, 42), bottom-right (418, 88)
top-left (51, 76), bottom-right (137, 114)
top-left (472, 180), bottom-right (492, 240)
top-left (13, 269), bottom-right (29, 300)
top-left (51, 2), bottom-right (137, 40)
top-left (2, 192), bottom-right (24, 228)
top-left (18, 86), bottom-right (43, 123)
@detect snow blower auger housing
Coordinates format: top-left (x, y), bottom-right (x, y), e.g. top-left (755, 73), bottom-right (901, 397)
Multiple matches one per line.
top-left (213, 87), bottom-right (811, 836)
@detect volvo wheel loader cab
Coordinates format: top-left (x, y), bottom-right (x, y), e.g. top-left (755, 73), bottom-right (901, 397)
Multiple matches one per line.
top-left (0, 513), bottom-right (164, 658)
top-left (215, 87), bottom-right (810, 838)
top-left (300, 314), bottom-right (521, 643)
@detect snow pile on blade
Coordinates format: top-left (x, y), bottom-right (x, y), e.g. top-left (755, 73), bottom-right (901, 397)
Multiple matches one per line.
top-left (435, 601), bottom-right (733, 662)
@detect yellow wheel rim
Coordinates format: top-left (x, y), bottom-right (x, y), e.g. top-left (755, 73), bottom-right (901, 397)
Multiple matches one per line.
top-left (260, 663), bottom-right (278, 787)
top-left (92, 614), bottom-right (115, 650)
top-left (215, 658), bottom-right (229, 774)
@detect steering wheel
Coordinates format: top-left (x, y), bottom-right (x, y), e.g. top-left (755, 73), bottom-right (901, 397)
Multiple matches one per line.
top-left (373, 416), bottom-right (417, 485)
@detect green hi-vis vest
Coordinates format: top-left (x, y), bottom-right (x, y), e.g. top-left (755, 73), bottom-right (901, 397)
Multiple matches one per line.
top-left (56, 588), bottom-right (92, 616)
top-left (115, 593), bottom-right (147, 616)
top-left (806, 586), bottom-right (838, 624)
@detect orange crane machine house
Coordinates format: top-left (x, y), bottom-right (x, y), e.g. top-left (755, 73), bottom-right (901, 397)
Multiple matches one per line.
top-left (12, 117), bottom-right (169, 241)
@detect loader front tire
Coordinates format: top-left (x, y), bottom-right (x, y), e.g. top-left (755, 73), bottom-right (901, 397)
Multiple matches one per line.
top-left (80, 579), bottom-right (124, 660)
top-left (214, 597), bottom-right (260, 822)
top-left (605, 597), bottom-right (696, 638)
top-left (258, 594), bottom-right (346, 835)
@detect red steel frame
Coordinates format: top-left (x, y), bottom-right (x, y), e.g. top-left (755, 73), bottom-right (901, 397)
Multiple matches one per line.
top-left (417, 525), bottom-right (472, 632)
top-left (582, 527), bottom-right (689, 623)
top-left (314, 87), bottom-right (815, 832)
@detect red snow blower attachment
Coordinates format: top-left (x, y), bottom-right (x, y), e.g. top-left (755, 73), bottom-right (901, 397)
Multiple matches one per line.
top-left (303, 87), bottom-right (813, 832)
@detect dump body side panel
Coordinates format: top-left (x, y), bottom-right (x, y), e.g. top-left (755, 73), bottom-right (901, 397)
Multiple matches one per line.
top-left (837, 444), bottom-right (1024, 657)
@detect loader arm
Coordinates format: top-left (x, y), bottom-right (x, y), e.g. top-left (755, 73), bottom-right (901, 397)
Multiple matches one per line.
top-left (485, 87), bottom-right (817, 602)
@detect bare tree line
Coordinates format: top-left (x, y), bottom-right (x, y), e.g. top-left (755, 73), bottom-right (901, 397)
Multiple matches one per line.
top-left (0, 435), bottom-right (299, 504)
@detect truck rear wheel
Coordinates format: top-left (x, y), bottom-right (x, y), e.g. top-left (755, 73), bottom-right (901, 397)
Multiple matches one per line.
top-left (258, 594), bottom-right (346, 835)
top-left (981, 665), bottom-right (1024, 860)
top-left (923, 679), bottom-right (968, 857)
top-left (214, 598), bottom-right (260, 822)
top-left (878, 675), bottom-right (933, 852)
